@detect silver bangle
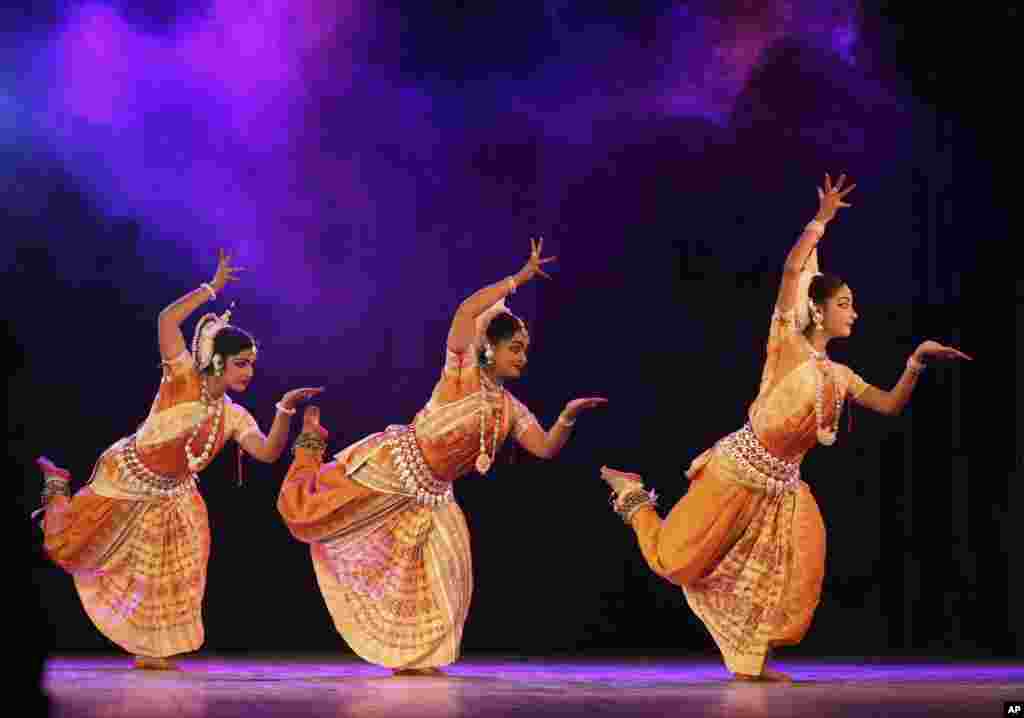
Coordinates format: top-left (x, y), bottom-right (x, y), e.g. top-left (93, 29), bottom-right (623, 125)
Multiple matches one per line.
top-left (200, 283), bottom-right (217, 301)
top-left (275, 401), bottom-right (296, 416)
top-left (557, 414), bottom-right (576, 427)
top-left (804, 220), bottom-right (826, 236)
top-left (507, 277), bottom-right (517, 295)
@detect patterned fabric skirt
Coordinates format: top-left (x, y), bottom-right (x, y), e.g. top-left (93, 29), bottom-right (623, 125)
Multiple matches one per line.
top-left (42, 452), bottom-right (209, 658)
top-left (278, 437), bottom-right (473, 669)
top-left (630, 446), bottom-right (825, 676)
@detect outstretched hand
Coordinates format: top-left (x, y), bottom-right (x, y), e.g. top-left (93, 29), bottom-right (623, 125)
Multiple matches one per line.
top-left (563, 397), bottom-right (608, 420)
top-left (815, 172), bottom-right (856, 223)
top-left (913, 340), bottom-right (973, 364)
top-left (282, 387), bottom-right (325, 411)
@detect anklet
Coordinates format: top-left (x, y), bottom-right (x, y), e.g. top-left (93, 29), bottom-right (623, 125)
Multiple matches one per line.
top-left (614, 489), bottom-right (658, 523)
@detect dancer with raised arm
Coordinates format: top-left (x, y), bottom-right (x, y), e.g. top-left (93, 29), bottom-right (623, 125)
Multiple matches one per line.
top-left (278, 239), bottom-right (607, 675)
top-left (600, 174), bottom-right (971, 682)
top-left (35, 250), bottom-right (322, 670)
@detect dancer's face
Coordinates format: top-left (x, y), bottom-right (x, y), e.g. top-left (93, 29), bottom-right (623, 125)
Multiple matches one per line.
top-left (491, 330), bottom-right (529, 380)
top-left (222, 349), bottom-right (257, 392)
top-left (821, 285), bottom-right (857, 338)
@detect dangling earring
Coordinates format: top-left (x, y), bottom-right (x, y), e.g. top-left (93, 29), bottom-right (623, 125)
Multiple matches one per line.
top-left (483, 344), bottom-right (495, 366)
top-left (212, 354), bottom-right (225, 377)
top-left (811, 306), bottom-right (824, 332)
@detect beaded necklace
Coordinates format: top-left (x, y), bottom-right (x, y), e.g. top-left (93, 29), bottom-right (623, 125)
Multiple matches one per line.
top-left (475, 371), bottom-right (504, 474)
top-left (805, 338), bottom-right (842, 446)
top-left (185, 379), bottom-right (225, 471)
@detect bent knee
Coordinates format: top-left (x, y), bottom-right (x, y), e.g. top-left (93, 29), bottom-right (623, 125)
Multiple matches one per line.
top-left (43, 537), bottom-right (78, 569)
top-left (657, 545), bottom-right (713, 587)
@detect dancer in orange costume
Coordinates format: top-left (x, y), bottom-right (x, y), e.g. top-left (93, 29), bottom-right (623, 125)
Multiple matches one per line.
top-left (36, 250), bottom-right (322, 670)
top-left (278, 239), bottom-right (607, 675)
top-left (601, 174), bottom-right (971, 682)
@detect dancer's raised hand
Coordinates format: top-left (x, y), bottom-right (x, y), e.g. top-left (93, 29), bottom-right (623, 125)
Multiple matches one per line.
top-left (210, 248), bottom-right (245, 294)
top-left (913, 341), bottom-right (973, 364)
top-left (815, 172), bottom-right (856, 223)
top-left (517, 236), bottom-right (557, 283)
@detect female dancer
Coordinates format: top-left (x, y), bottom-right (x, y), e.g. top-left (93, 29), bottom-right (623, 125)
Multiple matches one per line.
top-left (600, 174), bottom-right (971, 682)
top-left (36, 250), bottom-right (323, 669)
top-left (278, 239), bottom-right (607, 675)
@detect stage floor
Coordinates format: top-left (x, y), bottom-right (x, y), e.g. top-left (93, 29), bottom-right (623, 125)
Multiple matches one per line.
top-left (42, 655), bottom-right (1023, 717)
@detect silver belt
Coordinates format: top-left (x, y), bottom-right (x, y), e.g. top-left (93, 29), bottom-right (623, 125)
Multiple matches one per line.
top-left (717, 422), bottom-right (800, 496)
top-left (385, 426), bottom-right (453, 506)
top-left (115, 437), bottom-right (197, 499)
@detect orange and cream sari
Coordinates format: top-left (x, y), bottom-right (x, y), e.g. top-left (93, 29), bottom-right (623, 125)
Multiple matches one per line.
top-left (42, 351), bottom-right (259, 658)
top-left (278, 344), bottom-right (540, 669)
top-left (628, 295), bottom-right (873, 676)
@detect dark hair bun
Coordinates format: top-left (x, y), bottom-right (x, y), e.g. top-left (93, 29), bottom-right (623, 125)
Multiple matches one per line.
top-left (203, 326), bottom-right (257, 374)
top-left (808, 273), bottom-right (846, 305)
top-left (476, 312), bottom-right (527, 367)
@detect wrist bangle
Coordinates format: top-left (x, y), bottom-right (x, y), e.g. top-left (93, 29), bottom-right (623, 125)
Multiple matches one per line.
top-left (557, 414), bottom-right (576, 427)
top-left (200, 283), bottom-right (217, 301)
top-left (907, 355), bottom-right (925, 373)
top-left (507, 277), bottom-right (517, 295)
top-left (275, 401), bottom-right (296, 416)
top-left (804, 220), bottom-right (826, 236)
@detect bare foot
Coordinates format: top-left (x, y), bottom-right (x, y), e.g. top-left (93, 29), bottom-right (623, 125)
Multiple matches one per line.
top-left (599, 466), bottom-right (645, 506)
top-left (133, 656), bottom-right (180, 671)
top-left (302, 406), bottom-right (329, 439)
top-left (760, 667), bottom-right (793, 683)
top-left (392, 667), bottom-right (445, 676)
top-left (36, 457), bottom-right (71, 481)
top-left (733, 668), bottom-right (793, 683)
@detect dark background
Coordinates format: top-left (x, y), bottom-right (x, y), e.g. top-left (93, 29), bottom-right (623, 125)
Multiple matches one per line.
top-left (6, 5), bottom-right (1016, 703)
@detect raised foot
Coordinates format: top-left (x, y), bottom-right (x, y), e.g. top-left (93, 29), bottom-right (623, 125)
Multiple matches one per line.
top-left (599, 466), bottom-right (645, 505)
top-left (133, 656), bottom-right (180, 671)
top-left (302, 406), bottom-right (329, 439)
top-left (36, 456), bottom-right (71, 481)
top-left (392, 667), bottom-right (446, 677)
top-left (599, 465), bottom-right (644, 491)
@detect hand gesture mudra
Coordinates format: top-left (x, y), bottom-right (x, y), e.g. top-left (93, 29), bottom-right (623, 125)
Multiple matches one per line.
top-left (519, 236), bottom-right (557, 282)
top-left (816, 172), bottom-right (856, 223)
top-left (211, 248), bottom-right (245, 294)
top-left (282, 386), bottom-right (325, 412)
top-left (914, 341), bottom-right (973, 364)
top-left (563, 397), bottom-right (609, 420)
